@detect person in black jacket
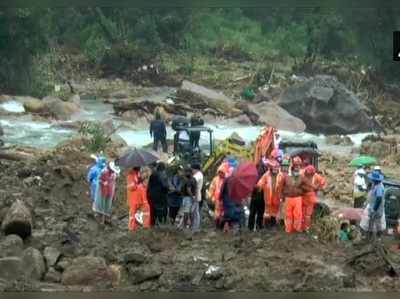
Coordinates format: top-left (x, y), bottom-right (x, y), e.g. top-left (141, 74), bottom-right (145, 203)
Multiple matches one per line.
top-left (148, 162), bottom-right (170, 225)
top-left (248, 161), bottom-right (267, 231)
top-left (150, 112), bottom-right (168, 153)
top-left (190, 114), bottom-right (204, 149)
top-left (167, 166), bottom-right (184, 224)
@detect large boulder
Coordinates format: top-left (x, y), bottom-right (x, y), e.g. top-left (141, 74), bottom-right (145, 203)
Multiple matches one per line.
top-left (247, 101), bottom-right (306, 133)
top-left (44, 267), bottom-right (62, 283)
top-left (23, 98), bottom-right (46, 113)
top-left (61, 256), bottom-right (113, 286)
top-left (22, 247), bottom-right (46, 280)
top-left (109, 90), bottom-right (129, 99)
top-left (0, 235), bottom-right (24, 258)
top-left (67, 94), bottom-right (81, 106)
top-left (42, 96), bottom-right (80, 120)
top-left (177, 80), bottom-right (239, 117)
top-left (1, 200), bottom-right (33, 239)
top-left (0, 257), bottom-right (24, 281)
top-left (278, 75), bottom-right (373, 134)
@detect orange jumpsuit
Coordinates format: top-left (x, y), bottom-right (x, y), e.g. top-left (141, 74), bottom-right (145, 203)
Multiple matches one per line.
top-left (301, 172), bottom-right (327, 231)
top-left (208, 175), bottom-right (225, 223)
top-left (257, 171), bottom-right (284, 218)
top-left (127, 170), bottom-right (151, 231)
top-left (282, 175), bottom-right (304, 233)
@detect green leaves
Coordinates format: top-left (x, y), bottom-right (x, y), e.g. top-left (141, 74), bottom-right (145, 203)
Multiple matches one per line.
top-left (78, 121), bottom-right (110, 153)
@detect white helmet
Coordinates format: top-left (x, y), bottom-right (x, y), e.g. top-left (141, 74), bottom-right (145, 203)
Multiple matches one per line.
top-left (109, 161), bottom-right (120, 175)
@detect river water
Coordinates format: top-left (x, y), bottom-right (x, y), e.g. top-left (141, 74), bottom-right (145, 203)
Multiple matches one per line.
top-left (0, 98), bottom-right (371, 156)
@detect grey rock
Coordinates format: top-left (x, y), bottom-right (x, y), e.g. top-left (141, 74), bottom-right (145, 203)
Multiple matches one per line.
top-left (123, 252), bottom-right (147, 264)
top-left (109, 90), bottom-right (129, 99)
top-left (55, 258), bottom-right (72, 272)
top-left (62, 256), bottom-right (113, 286)
top-left (44, 267), bottom-right (62, 283)
top-left (0, 257), bottom-right (24, 281)
top-left (68, 94), bottom-right (80, 106)
top-left (23, 247), bottom-right (46, 280)
top-left (1, 200), bottom-right (33, 239)
top-left (191, 271), bottom-right (204, 286)
top-left (128, 266), bottom-right (163, 284)
top-left (44, 247), bottom-right (61, 267)
top-left (278, 75), bottom-right (373, 134)
top-left (0, 234), bottom-right (24, 258)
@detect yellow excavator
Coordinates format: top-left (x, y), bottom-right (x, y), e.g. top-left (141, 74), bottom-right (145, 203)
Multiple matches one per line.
top-left (201, 132), bottom-right (253, 178)
top-left (169, 121), bottom-right (254, 179)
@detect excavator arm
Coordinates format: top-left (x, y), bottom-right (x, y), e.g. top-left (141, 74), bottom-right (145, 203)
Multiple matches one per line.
top-left (202, 139), bottom-right (252, 178)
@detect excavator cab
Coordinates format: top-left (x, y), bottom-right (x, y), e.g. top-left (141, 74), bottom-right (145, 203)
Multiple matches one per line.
top-left (279, 140), bottom-right (321, 169)
top-left (172, 124), bottom-right (214, 167)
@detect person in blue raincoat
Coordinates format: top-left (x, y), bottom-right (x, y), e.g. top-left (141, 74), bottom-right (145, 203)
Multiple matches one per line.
top-left (87, 156), bottom-right (107, 202)
top-left (360, 170), bottom-right (386, 241)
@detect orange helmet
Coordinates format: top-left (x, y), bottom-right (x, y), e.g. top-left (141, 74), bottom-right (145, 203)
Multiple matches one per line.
top-left (292, 156), bottom-right (303, 166)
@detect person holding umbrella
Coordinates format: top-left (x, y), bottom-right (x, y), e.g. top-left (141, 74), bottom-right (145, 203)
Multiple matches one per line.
top-left (223, 161), bottom-right (259, 233)
top-left (116, 147), bottom-right (160, 230)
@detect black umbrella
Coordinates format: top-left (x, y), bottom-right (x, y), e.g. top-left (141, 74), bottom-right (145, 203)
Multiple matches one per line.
top-left (115, 147), bottom-right (160, 169)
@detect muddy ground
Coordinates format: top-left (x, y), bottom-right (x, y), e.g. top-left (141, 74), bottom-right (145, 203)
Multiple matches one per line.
top-left (0, 139), bottom-right (400, 291)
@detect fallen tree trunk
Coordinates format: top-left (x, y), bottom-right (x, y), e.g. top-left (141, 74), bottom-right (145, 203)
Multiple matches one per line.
top-left (113, 100), bottom-right (224, 118)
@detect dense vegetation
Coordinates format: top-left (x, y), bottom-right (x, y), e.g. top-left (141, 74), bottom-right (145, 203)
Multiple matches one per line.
top-left (0, 7), bottom-right (399, 97)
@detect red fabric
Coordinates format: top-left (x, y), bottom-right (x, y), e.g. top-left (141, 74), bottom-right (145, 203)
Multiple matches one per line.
top-left (331, 208), bottom-right (363, 222)
top-left (285, 196), bottom-right (303, 233)
top-left (305, 165), bottom-right (316, 176)
top-left (228, 162), bottom-right (259, 203)
top-left (100, 169), bottom-right (117, 198)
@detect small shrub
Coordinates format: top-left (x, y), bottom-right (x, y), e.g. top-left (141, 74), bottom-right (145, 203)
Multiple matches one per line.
top-left (241, 87), bottom-right (256, 101)
top-left (78, 121), bottom-right (110, 153)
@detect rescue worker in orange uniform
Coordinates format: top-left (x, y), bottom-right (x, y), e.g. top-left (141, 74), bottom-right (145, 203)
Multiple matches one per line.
top-left (280, 156), bottom-right (305, 233)
top-left (207, 165), bottom-right (226, 229)
top-left (127, 167), bottom-right (151, 231)
top-left (301, 165), bottom-right (327, 231)
top-left (256, 160), bottom-right (284, 229)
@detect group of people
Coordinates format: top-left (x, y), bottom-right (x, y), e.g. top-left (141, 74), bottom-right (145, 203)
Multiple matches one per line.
top-left (208, 149), bottom-right (328, 233)
top-left (209, 150), bottom-right (326, 233)
top-left (150, 111), bottom-right (204, 154)
top-left (126, 162), bottom-right (204, 231)
top-left (87, 155), bottom-right (120, 225)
